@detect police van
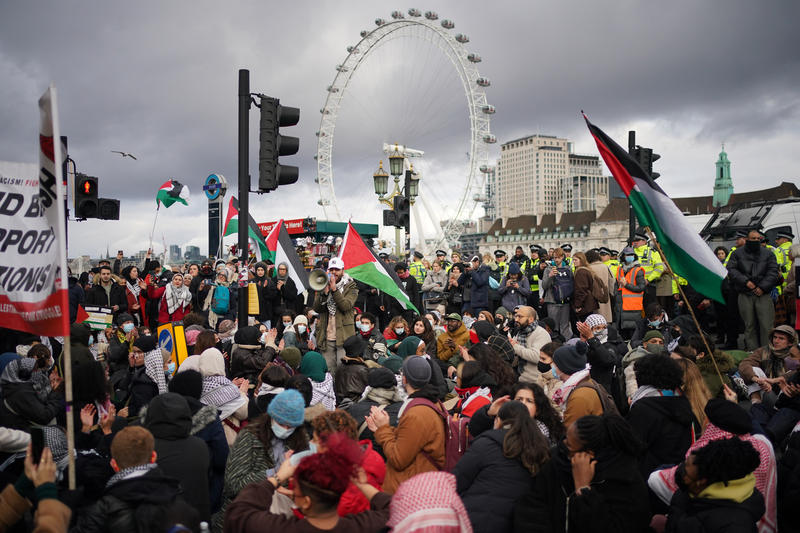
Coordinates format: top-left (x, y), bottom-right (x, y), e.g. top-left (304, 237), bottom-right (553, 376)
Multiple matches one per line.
top-left (700, 197), bottom-right (800, 249)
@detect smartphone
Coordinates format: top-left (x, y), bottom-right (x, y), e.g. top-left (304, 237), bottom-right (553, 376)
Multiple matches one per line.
top-left (31, 427), bottom-right (45, 465)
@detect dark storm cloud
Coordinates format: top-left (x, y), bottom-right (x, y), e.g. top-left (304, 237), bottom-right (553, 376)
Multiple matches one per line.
top-left (1, 1), bottom-right (798, 255)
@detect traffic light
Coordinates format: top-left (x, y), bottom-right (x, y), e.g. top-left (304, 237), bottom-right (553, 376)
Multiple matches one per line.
top-left (393, 195), bottom-right (410, 229)
top-left (75, 174), bottom-right (98, 219)
top-left (634, 146), bottom-right (661, 180)
top-left (383, 209), bottom-right (397, 227)
top-left (258, 96), bottom-right (300, 192)
top-left (98, 198), bottom-right (120, 220)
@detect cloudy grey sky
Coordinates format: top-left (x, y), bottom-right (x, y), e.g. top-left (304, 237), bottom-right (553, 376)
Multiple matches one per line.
top-left (1, 0), bottom-right (798, 258)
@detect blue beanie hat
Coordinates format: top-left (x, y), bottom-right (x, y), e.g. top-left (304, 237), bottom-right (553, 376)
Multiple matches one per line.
top-left (267, 389), bottom-right (305, 428)
top-left (508, 262), bottom-right (521, 275)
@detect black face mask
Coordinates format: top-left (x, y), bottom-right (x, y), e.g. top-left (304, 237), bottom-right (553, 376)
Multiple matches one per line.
top-left (537, 361), bottom-right (552, 374)
top-left (745, 240), bottom-right (761, 253)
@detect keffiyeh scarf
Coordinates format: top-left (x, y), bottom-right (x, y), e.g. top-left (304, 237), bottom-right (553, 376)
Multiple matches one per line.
top-left (326, 273), bottom-right (353, 316)
top-left (164, 282), bottom-right (192, 315)
top-left (551, 366), bottom-right (591, 408)
top-left (143, 348), bottom-right (168, 394)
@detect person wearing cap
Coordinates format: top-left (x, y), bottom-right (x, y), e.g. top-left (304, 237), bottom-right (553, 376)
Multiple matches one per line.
top-left (773, 229), bottom-right (793, 291)
top-left (548, 341), bottom-right (615, 427)
top-left (434, 249), bottom-right (451, 272)
top-left (630, 229), bottom-right (666, 310)
top-left (559, 244), bottom-right (574, 271)
top-left (599, 247), bottom-right (620, 279)
top-left (312, 256), bottom-right (358, 372)
top-left (367, 356), bottom-right (446, 493)
top-left (522, 245), bottom-right (545, 314)
top-left (615, 246), bottom-right (647, 335)
top-left (727, 230), bottom-right (779, 351)
top-left (498, 262), bottom-right (531, 312)
top-left (436, 313), bottom-right (471, 374)
top-left (723, 230), bottom-right (748, 266)
top-left (621, 330), bottom-right (668, 400)
top-left (464, 255), bottom-right (490, 315)
top-left (541, 247), bottom-right (574, 341)
top-left (408, 251), bottom-right (427, 286)
top-left (494, 249), bottom-right (509, 279)
top-left (739, 324), bottom-right (800, 418)
top-left (648, 398), bottom-right (778, 533)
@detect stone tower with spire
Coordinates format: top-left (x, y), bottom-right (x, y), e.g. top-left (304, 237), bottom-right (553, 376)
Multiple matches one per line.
top-left (712, 145), bottom-right (733, 208)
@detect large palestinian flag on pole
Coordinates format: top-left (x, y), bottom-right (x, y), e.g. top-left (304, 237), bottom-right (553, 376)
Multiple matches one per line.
top-left (264, 219), bottom-right (309, 295)
top-left (583, 114), bottom-right (727, 302)
top-left (156, 179), bottom-right (189, 208)
top-left (222, 196), bottom-right (268, 261)
top-left (340, 222), bottom-right (419, 314)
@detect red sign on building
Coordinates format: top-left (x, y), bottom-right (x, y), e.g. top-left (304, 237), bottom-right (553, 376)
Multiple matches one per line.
top-left (258, 218), bottom-right (306, 237)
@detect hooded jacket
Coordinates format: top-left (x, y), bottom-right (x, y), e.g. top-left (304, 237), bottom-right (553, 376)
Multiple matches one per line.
top-left (231, 326), bottom-right (274, 384)
top-left (436, 322), bottom-right (470, 366)
top-left (666, 480), bottom-right (765, 533)
top-left (70, 467), bottom-right (199, 533)
top-left (453, 428), bottom-right (534, 533)
top-left (0, 358), bottom-right (63, 431)
top-left (144, 393), bottom-right (211, 521)
top-left (627, 394), bottom-right (698, 480)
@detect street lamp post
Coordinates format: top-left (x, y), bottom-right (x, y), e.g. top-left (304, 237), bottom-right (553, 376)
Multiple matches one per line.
top-left (372, 144), bottom-right (421, 257)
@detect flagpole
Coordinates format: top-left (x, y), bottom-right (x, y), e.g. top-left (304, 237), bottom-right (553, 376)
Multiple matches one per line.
top-left (149, 204), bottom-right (160, 250)
top-left (643, 227), bottom-right (725, 383)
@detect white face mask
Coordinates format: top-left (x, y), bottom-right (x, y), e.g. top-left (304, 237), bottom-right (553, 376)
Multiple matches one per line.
top-left (395, 327), bottom-right (405, 335)
top-left (282, 322), bottom-right (292, 329)
top-left (296, 325), bottom-right (307, 334)
top-left (271, 421), bottom-right (295, 440)
top-left (122, 323), bottom-right (135, 334)
top-left (260, 333), bottom-right (268, 344)
top-left (359, 323), bottom-right (372, 332)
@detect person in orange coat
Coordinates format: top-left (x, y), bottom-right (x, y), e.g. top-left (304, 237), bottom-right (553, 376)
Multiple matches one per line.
top-left (367, 356), bottom-right (446, 494)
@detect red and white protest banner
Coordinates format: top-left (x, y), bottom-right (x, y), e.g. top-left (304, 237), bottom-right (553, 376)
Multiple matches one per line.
top-left (0, 85), bottom-right (69, 337)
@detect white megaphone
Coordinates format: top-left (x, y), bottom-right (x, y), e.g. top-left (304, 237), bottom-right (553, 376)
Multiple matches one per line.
top-left (308, 269), bottom-right (329, 291)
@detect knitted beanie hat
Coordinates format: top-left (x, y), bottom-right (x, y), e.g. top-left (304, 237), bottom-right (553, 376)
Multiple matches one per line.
top-left (280, 346), bottom-right (302, 370)
top-left (552, 341), bottom-right (588, 375)
top-left (368, 367), bottom-right (397, 389)
top-left (267, 389), bottom-right (306, 428)
top-left (704, 398), bottom-right (752, 435)
top-left (402, 356), bottom-right (431, 388)
top-left (643, 330), bottom-right (665, 343)
top-left (133, 335), bottom-right (157, 353)
top-left (584, 314), bottom-right (607, 329)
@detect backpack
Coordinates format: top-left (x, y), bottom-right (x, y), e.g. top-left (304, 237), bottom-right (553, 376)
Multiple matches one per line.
top-left (211, 285), bottom-right (230, 314)
top-left (578, 267), bottom-right (609, 304)
top-left (552, 266), bottom-right (574, 304)
top-left (574, 379), bottom-right (620, 417)
top-left (405, 397), bottom-right (469, 471)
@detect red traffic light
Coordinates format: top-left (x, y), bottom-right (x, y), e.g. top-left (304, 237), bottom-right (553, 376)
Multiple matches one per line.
top-left (83, 180), bottom-right (93, 194)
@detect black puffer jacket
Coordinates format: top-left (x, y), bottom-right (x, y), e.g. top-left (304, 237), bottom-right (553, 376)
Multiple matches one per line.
top-left (333, 357), bottom-right (369, 406)
top-left (514, 442), bottom-right (650, 533)
top-left (71, 467), bottom-right (199, 533)
top-left (230, 326), bottom-right (274, 383)
top-left (117, 366), bottom-right (158, 417)
top-left (665, 487), bottom-right (765, 533)
top-left (144, 393), bottom-right (211, 521)
top-left (726, 245), bottom-right (779, 293)
top-left (453, 428), bottom-right (533, 533)
top-left (0, 359), bottom-right (63, 431)
top-left (627, 395), bottom-right (697, 480)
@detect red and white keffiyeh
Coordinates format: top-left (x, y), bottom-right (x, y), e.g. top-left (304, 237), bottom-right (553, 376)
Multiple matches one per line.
top-left (388, 472), bottom-right (473, 533)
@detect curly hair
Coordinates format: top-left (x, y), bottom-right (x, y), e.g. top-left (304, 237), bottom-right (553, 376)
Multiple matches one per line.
top-left (691, 437), bottom-right (760, 486)
top-left (633, 354), bottom-right (684, 390)
top-left (310, 409), bottom-right (358, 441)
top-left (512, 382), bottom-right (564, 441)
top-left (468, 343), bottom-right (516, 392)
top-left (295, 433), bottom-right (364, 512)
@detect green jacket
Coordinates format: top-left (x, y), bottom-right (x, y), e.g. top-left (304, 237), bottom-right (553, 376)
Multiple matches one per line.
top-left (312, 280), bottom-right (358, 351)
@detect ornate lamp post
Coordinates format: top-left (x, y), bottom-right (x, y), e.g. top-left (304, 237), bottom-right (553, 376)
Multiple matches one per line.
top-left (372, 144), bottom-right (421, 257)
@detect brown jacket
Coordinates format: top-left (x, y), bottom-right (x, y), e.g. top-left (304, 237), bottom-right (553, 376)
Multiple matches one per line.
top-left (0, 483), bottom-right (71, 533)
top-left (374, 397), bottom-right (446, 494)
top-left (436, 323), bottom-right (470, 364)
top-left (563, 378), bottom-right (605, 428)
top-left (739, 346), bottom-right (799, 383)
top-left (312, 280), bottom-right (358, 351)
top-left (572, 267), bottom-right (599, 319)
top-left (588, 261), bottom-right (615, 323)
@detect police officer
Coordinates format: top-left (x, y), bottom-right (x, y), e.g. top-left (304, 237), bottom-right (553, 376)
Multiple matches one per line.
top-left (631, 229), bottom-right (666, 311)
top-left (599, 247), bottom-right (619, 279)
top-left (435, 249), bottom-right (451, 272)
top-left (408, 251), bottom-right (427, 285)
top-left (724, 230), bottom-right (748, 266)
top-left (523, 245), bottom-right (545, 314)
top-left (560, 244), bottom-right (574, 270)
top-left (774, 229), bottom-right (793, 290)
top-left (494, 249), bottom-right (509, 279)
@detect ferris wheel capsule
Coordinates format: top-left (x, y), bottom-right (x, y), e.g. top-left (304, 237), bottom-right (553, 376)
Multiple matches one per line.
top-left (479, 165), bottom-right (493, 173)
top-left (482, 104), bottom-right (496, 114)
top-left (327, 85), bottom-right (340, 93)
top-left (476, 78), bottom-right (491, 87)
top-left (313, 155), bottom-right (318, 160)
top-left (375, 18), bottom-right (386, 26)
top-left (441, 19), bottom-right (454, 29)
top-left (408, 8), bottom-right (421, 17)
top-left (467, 53), bottom-right (481, 63)
top-left (483, 134), bottom-right (497, 144)
top-left (336, 65), bottom-right (349, 72)
top-left (360, 30), bottom-right (369, 37)
top-left (425, 11), bottom-right (438, 20)
top-left (455, 34), bottom-right (469, 43)
top-left (391, 11), bottom-right (404, 19)
top-left (346, 46), bottom-right (359, 54)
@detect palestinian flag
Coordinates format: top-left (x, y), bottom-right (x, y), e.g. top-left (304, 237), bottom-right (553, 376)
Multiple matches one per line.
top-left (156, 179), bottom-right (189, 208)
top-left (584, 114), bottom-right (727, 302)
top-left (222, 196), bottom-right (268, 261)
top-left (264, 220), bottom-right (309, 295)
top-left (340, 222), bottom-right (419, 313)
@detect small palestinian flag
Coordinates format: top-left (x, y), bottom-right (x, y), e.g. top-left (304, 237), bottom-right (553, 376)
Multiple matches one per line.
top-left (156, 179), bottom-right (190, 208)
top-left (583, 114), bottom-right (728, 302)
top-left (340, 222), bottom-right (419, 314)
top-left (223, 196), bottom-right (268, 261)
top-left (265, 220), bottom-right (309, 294)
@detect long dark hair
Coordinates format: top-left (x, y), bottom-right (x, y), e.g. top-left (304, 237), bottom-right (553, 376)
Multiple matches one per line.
top-left (512, 382), bottom-right (564, 441)
top-left (469, 343), bottom-right (516, 391)
top-left (498, 401), bottom-right (550, 475)
top-left (574, 414), bottom-right (642, 457)
top-left (414, 318), bottom-right (436, 350)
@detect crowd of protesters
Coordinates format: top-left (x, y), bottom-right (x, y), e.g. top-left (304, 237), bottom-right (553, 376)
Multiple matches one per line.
top-left (0, 224), bottom-right (798, 532)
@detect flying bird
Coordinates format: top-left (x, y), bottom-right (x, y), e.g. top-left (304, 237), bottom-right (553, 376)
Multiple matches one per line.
top-left (111, 150), bottom-right (137, 160)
